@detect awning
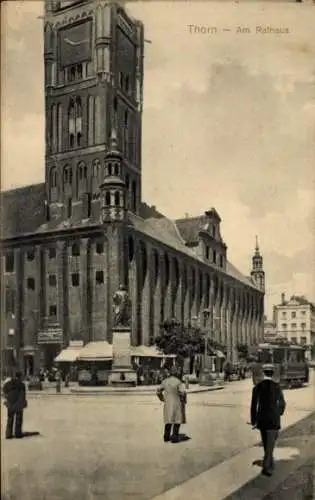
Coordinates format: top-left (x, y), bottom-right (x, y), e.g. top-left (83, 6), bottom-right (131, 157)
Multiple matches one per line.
top-left (77, 341), bottom-right (113, 362)
top-left (131, 345), bottom-right (176, 358)
top-left (54, 346), bottom-right (82, 363)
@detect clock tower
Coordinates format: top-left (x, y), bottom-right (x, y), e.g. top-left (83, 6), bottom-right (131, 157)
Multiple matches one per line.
top-left (44, 0), bottom-right (144, 222)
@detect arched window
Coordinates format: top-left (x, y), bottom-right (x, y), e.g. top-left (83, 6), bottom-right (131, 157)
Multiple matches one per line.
top-left (71, 242), bottom-right (80, 256)
top-left (84, 166), bottom-right (87, 179)
top-left (51, 104), bottom-right (57, 152)
top-left (88, 96), bottom-right (95, 146)
top-left (57, 103), bottom-right (62, 152)
top-left (64, 165), bottom-right (72, 186)
top-left (108, 162), bottom-right (112, 176)
top-left (114, 162), bottom-right (119, 176)
top-left (94, 96), bottom-right (101, 144)
top-left (131, 180), bottom-right (137, 212)
top-left (77, 64), bottom-right (83, 80)
top-left (68, 98), bottom-right (82, 150)
top-left (105, 191), bottom-right (111, 205)
top-left (123, 110), bottom-right (129, 154)
top-left (69, 67), bottom-right (76, 82)
top-left (50, 167), bottom-right (57, 188)
top-left (114, 191), bottom-right (120, 206)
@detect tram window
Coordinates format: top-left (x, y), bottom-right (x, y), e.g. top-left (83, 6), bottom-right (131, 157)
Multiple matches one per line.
top-left (288, 349), bottom-right (298, 363)
top-left (257, 350), bottom-right (272, 363)
top-left (273, 349), bottom-right (285, 364)
top-left (296, 350), bottom-right (304, 363)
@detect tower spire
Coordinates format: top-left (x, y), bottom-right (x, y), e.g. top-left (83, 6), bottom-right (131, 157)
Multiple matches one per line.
top-left (255, 235), bottom-right (260, 255)
top-left (250, 235), bottom-right (265, 293)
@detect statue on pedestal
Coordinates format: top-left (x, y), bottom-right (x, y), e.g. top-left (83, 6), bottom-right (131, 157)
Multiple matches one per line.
top-left (113, 285), bottom-right (131, 327)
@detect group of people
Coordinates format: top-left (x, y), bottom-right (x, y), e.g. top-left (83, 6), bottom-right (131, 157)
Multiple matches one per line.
top-left (3, 363), bottom-right (286, 478)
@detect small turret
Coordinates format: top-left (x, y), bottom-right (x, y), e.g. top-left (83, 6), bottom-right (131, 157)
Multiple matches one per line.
top-left (99, 127), bottom-right (126, 224)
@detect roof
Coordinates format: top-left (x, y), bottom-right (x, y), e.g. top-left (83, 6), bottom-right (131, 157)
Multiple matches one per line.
top-left (1, 185), bottom-right (259, 291)
top-left (77, 341), bottom-right (113, 361)
top-left (1, 183), bottom-right (46, 239)
top-left (175, 215), bottom-right (208, 244)
top-left (54, 345), bottom-right (83, 363)
top-left (129, 214), bottom-right (259, 291)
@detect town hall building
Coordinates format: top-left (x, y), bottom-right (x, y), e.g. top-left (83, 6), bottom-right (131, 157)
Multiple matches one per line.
top-left (1, 0), bottom-right (265, 375)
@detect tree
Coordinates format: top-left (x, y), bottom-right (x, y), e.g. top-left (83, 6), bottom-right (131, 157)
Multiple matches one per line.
top-left (155, 318), bottom-right (227, 366)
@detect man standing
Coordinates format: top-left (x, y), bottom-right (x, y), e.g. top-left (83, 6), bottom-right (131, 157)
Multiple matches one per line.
top-left (157, 365), bottom-right (187, 443)
top-left (250, 364), bottom-right (286, 476)
top-left (3, 370), bottom-right (27, 439)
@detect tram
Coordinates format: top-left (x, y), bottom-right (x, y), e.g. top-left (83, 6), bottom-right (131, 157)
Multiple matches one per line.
top-left (251, 342), bottom-right (309, 388)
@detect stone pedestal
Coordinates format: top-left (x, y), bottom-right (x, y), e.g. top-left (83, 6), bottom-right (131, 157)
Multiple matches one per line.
top-left (108, 326), bottom-right (137, 387)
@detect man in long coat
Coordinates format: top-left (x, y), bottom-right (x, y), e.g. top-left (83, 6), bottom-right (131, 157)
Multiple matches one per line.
top-left (250, 364), bottom-right (286, 476)
top-left (157, 366), bottom-right (186, 443)
top-left (3, 370), bottom-right (27, 439)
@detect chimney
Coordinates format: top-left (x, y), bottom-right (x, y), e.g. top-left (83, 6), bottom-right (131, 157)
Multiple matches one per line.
top-left (281, 293), bottom-right (285, 305)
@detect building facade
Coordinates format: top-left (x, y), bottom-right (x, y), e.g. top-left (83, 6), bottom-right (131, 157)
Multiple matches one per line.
top-left (263, 316), bottom-right (277, 343)
top-left (274, 293), bottom-right (315, 354)
top-left (1, 0), bottom-right (265, 375)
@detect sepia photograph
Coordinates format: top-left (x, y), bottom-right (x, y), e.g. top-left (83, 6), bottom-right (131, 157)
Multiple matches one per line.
top-left (1, 1), bottom-right (314, 499)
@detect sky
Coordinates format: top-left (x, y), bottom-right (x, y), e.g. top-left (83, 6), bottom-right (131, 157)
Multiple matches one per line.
top-left (1, 0), bottom-right (315, 318)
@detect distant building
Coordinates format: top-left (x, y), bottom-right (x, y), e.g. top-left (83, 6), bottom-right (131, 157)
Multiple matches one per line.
top-left (274, 293), bottom-right (315, 358)
top-left (263, 316), bottom-right (276, 343)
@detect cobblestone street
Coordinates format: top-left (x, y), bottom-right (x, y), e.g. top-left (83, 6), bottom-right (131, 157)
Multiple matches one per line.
top-left (2, 377), bottom-right (314, 500)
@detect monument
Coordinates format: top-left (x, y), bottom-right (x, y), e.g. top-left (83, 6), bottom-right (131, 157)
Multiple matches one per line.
top-left (108, 285), bottom-right (137, 386)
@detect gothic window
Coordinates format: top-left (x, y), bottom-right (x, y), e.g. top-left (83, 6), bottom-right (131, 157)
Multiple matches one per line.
top-left (68, 98), bottom-right (82, 149)
top-left (114, 162), bottom-right (119, 176)
top-left (51, 104), bottom-right (57, 152)
top-left (96, 270), bottom-right (104, 284)
top-left (57, 104), bottom-right (62, 152)
top-left (48, 247), bottom-right (56, 259)
top-left (27, 249), bottom-right (35, 261)
top-left (108, 162), bottom-right (113, 176)
top-left (219, 255), bottom-right (224, 268)
top-left (50, 167), bottom-right (57, 188)
top-left (88, 96), bottom-right (95, 146)
top-left (105, 191), bottom-right (111, 206)
top-left (123, 110), bottom-right (129, 155)
top-left (213, 250), bottom-right (217, 264)
top-left (5, 252), bottom-right (14, 273)
top-left (71, 273), bottom-right (80, 287)
top-left (114, 191), bottom-right (120, 206)
top-left (69, 66), bottom-right (76, 82)
top-left (96, 242), bottom-right (104, 254)
top-left (94, 96), bottom-right (101, 144)
top-left (205, 246), bottom-right (209, 260)
top-left (49, 275), bottom-right (57, 287)
top-left (27, 277), bottom-right (35, 290)
top-left (67, 198), bottom-right (72, 218)
top-left (77, 64), bottom-right (83, 80)
top-left (64, 165), bottom-right (72, 186)
top-left (131, 180), bottom-right (136, 212)
top-left (71, 242), bottom-right (80, 256)
top-left (49, 305), bottom-right (57, 317)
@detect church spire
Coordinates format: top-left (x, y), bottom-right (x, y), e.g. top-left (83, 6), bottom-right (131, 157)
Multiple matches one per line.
top-left (250, 235), bottom-right (265, 293)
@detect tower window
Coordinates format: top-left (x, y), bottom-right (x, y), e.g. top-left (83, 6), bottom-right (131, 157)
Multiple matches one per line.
top-left (67, 198), bottom-right (72, 218)
top-left (87, 193), bottom-right (92, 218)
top-left (49, 274), bottom-right (57, 287)
top-left (96, 242), bottom-right (104, 254)
top-left (71, 273), bottom-right (80, 287)
top-left (48, 247), bottom-right (56, 259)
top-left (27, 277), bottom-right (35, 290)
top-left (131, 180), bottom-right (136, 212)
top-left (49, 305), bottom-right (57, 317)
top-left (125, 74), bottom-right (130, 93)
top-left (114, 163), bottom-right (119, 176)
top-left (213, 250), bottom-right (217, 264)
top-left (114, 191), bottom-right (120, 206)
top-left (50, 168), bottom-right (57, 188)
top-left (123, 110), bottom-right (129, 154)
top-left (113, 97), bottom-right (117, 112)
top-left (5, 288), bottom-right (15, 315)
top-left (77, 132), bottom-right (82, 147)
top-left (71, 243), bottom-right (80, 256)
top-left (96, 270), bottom-right (104, 284)
top-left (5, 252), bottom-right (14, 273)
top-left (205, 247), bottom-right (209, 260)
top-left (64, 166), bottom-right (73, 185)
top-left (107, 163), bottom-right (112, 176)
top-left (105, 191), bottom-right (111, 206)
top-left (219, 255), bottom-right (224, 268)
top-left (27, 249), bottom-right (35, 261)
top-left (68, 97), bottom-right (82, 150)
top-left (77, 64), bottom-right (83, 79)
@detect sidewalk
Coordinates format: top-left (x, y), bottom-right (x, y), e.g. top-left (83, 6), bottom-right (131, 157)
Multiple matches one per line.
top-left (151, 412), bottom-right (315, 500)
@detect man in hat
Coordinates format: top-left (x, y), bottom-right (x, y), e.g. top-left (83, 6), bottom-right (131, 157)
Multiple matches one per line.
top-left (157, 365), bottom-right (187, 443)
top-left (250, 364), bottom-right (286, 476)
top-left (3, 370), bottom-right (27, 439)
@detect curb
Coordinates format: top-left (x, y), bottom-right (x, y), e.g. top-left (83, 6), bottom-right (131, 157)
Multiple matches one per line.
top-left (2, 385), bottom-right (225, 398)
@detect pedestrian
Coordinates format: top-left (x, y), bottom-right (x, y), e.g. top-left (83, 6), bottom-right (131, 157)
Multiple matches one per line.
top-left (250, 364), bottom-right (286, 477)
top-left (156, 365), bottom-right (187, 443)
top-left (55, 369), bottom-right (62, 393)
top-left (3, 370), bottom-right (27, 439)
